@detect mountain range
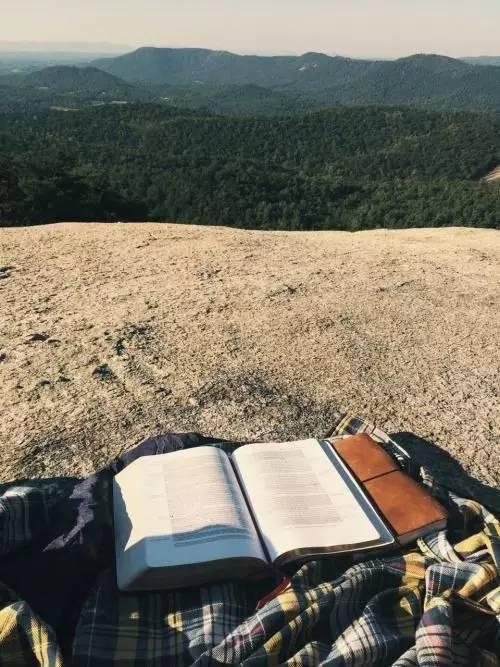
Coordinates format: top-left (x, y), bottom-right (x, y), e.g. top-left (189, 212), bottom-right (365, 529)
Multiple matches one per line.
top-left (2, 48), bottom-right (500, 115)
top-left (463, 56), bottom-right (500, 67)
top-left (92, 48), bottom-right (500, 112)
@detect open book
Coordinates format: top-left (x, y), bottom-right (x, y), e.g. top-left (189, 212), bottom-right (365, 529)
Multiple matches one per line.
top-left (113, 439), bottom-right (396, 591)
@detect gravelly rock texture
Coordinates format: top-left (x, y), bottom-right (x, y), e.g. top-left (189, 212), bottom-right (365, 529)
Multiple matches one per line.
top-left (1, 223), bottom-right (498, 507)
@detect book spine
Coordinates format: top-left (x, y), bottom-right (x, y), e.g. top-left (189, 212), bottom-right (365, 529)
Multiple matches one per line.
top-left (228, 456), bottom-right (273, 565)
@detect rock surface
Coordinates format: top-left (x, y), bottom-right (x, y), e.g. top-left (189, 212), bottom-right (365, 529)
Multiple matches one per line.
top-left (1, 223), bottom-right (499, 501)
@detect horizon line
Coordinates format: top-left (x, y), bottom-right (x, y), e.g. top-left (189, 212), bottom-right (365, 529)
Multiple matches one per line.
top-left (0, 41), bottom-right (499, 61)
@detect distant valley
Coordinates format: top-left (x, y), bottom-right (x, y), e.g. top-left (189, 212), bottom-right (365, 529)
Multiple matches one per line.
top-left (1, 47), bottom-right (499, 232)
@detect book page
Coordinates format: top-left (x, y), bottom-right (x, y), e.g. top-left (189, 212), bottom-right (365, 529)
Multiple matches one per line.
top-left (232, 439), bottom-right (393, 563)
top-left (114, 446), bottom-right (267, 573)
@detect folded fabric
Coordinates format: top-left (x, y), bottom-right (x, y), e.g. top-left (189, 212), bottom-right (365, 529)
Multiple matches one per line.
top-left (0, 417), bottom-right (497, 666)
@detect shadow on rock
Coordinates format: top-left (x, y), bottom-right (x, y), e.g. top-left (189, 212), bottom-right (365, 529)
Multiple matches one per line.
top-left (391, 431), bottom-right (500, 514)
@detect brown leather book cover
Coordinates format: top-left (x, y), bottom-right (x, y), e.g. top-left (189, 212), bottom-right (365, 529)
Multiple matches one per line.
top-left (364, 471), bottom-right (447, 544)
top-left (332, 434), bottom-right (399, 482)
top-left (331, 434), bottom-right (447, 545)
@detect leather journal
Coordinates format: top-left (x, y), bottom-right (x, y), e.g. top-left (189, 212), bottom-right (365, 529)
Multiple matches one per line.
top-left (331, 434), bottom-right (447, 545)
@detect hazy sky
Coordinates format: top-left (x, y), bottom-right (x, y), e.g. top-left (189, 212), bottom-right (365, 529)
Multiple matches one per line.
top-left (3, 0), bottom-right (500, 58)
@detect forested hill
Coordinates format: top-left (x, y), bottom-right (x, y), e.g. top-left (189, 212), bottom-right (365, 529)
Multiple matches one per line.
top-left (2, 66), bottom-right (131, 93)
top-left (92, 48), bottom-right (500, 113)
top-left (93, 48), bottom-right (370, 87)
top-left (0, 66), bottom-right (155, 114)
top-left (1, 104), bottom-right (500, 229)
top-left (0, 67), bottom-right (313, 116)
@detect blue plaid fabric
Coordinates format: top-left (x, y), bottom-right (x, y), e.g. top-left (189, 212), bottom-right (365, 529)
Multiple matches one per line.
top-left (0, 418), bottom-right (497, 666)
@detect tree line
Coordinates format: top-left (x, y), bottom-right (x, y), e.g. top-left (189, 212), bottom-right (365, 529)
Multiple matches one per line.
top-left (1, 104), bottom-right (500, 229)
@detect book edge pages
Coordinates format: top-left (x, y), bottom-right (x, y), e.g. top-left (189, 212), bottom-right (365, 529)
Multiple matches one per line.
top-left (113, 448), bottom-right (269, 591)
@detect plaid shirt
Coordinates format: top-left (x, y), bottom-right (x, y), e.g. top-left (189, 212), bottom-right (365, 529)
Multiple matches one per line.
top-left (0, 416), bottom-right (498, 666)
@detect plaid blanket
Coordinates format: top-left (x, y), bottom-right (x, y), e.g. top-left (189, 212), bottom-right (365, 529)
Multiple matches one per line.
top-left (0, 416), bottom-right (498, 666)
